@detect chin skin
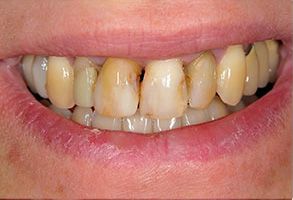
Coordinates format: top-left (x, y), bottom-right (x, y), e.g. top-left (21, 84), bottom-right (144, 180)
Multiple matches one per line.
top-left (0, 100), bottom-right (291, 198)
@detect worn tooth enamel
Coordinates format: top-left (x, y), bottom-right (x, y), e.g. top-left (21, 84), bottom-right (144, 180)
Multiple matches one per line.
top-left (217, 45), bottom-right (246, 106)
top-left (186, 51), bottom-right (217, 109)
top-left (227, 100), bottom-right (245, 113)
top-left (265, 40), bottom-right (279, 82)
top-left (140, 58), bottom-right (187, 119)
top-left (207, 96), bottom-right (229, 120)
top-left (182, 107), bottom-right (210, 126)
top-left (71, 106), bottom-right (93, 127)
top-left (153, 117), bottom-right (181, 132)
top-left (92, 111), bottom-right (122, 130)
top-left (32, 56), bottom-right (48, 98)
top-left (254, 41), bottom-right (270, 88)
top-left (22, 55), bottom-right (37, 93)
top-left (73, 57), bottom-right (98, 107)
top-left (94, 58), bottom-right (141, 117)
top-left (47, 57), bottom-right (75, 109)
top-left (122, 111), bottom-right (152, 133)
top-left (243, 46), bottom-right (259, 96)
top-left (49, 105), bottom-right (72, 119)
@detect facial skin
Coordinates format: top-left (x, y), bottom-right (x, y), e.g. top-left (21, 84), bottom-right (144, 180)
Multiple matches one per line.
top-left (0, 0), bottom-right (292, 198)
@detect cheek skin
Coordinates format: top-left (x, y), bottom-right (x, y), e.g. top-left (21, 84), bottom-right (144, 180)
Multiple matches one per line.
top-left (0, 103), bottom-right (291, 198)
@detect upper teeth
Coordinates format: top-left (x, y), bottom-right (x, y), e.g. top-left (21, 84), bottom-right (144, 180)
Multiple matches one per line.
top-left (21, 39), bottom-right (279, 133)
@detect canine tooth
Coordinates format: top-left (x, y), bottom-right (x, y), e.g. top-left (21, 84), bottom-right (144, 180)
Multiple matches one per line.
top-left (254, 41), bottom-right (270, 88)
top-left (73, 57), bottom-right (98, 107)
top-left (140, 59), bottom-right (187, 119)
top-left (243, 46), bottom-right (259, 96)
top-left (123, 111), bottom-right (152, 133)
top-left (227, 100), bottom-right (245, 113)
top-left (153, 117), bottom-right (181, 132)
top-left (92, 111), bottom-right (122, 130)
top-left (182, 107), bottom-right (210, 126)
top-left (265, 40), bottom-right (279, 82)
top-left (94, 58), bottom-right (141, 117)
top-left (71, 106), bottom-right (92, 126)
top-left (207, 96), bottom-right (229, 120)
top-left (32, 56), bottom-right (48, 98)
top-left (47, 57), bottom-right (75, 109)
top-left (217, 45), bottom-right (246, 105)
top-left (49, 105), bottom-right (72, 119)
top-left (186, 52), bottom-right (217, 109)
top-left (22, 55), bottom-right (37, 93)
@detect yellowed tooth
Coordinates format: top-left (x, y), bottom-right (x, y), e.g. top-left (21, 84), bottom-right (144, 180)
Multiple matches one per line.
top-left (254, 41), bottom-right (270, 88)
top-left (186, 51), bottom-right (217, 109)
top-left (94, 58), bottom-right (141, 117)
top-left (153, 117), bottom-right (181, 132)
top-left (71, 106), bottom-right (93, 127)
top-left (207, 96), bottom-right (229, 120)
top-left (181, 107), bottom-right (210, 126)
top-left (243, 46), bottom-right (259, 96)
top-left (217, 45), bottom-right (246, 105)
top-left (122, 111), bottom-right (152, 133)
top-left (92, 111), bottom-right (122, 131)
top-left (47, 57), bottom-right (75, 109)
top-left (32, 56), bottom-right (48, 98)
top-left (140, 58), bottom-right (187, 119)
top-left (265, 40), bottom-right (280, 82)
top-left (22, 55), bottom-right (37, 93)
top-left (73, 57), bottom-right (98, 107)
top-left (49, 105), bottom-right (72, 119)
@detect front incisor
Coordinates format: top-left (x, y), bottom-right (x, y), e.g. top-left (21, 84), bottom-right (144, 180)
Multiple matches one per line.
top-left (47, 57), bottom-right (75, 109)
top-left (140, 59), bottom-right (187, 119)
top-left (186, 51), bottom-right (217, 109)
top-left (94, 58), bottom-right (141, 117)
top-left (217, 45), bottom-right (246, 106)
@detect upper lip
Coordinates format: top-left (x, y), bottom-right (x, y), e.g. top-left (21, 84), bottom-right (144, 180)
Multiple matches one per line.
top-left (0, 0), bottom-right (291, 60)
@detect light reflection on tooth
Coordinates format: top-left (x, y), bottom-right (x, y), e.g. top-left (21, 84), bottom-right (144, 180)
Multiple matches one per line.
top-left (47, 57), bottom-right (75, 109)
top-left (186, 51), bottom-right (217, 109)
top-left (22, 55), bottom-right (37, 93)
top-left (123, 111), bottom-right (152, 133)
top-left (140, 58), bottom-right (187, 119)
top-left (49, 105), bottom-right (72, 119)
top-left (32, 56), bottom-right (48, 98)
top-left (182, 107), bottom-right (210, 126)
top-left (71, 106), bottom-right (92, 127)
top-left (243, 46), bottom-right (259, 96)
top-left (73, 57), bottom-right (98, 107)
top-left (254, 41), bottom-right (270, 88)
top-left (92, 111), bottom-right (122, 130)
top-left (94, 58), bottom-right (141, 117)
top-left (153, 117), bottom-right (181, 132)
top-left (265, 40), bottom-right (279, 82)
top-left (217, 45), bottom-right (246, 105)
top-left (207, 96), bottom-right (229, 120)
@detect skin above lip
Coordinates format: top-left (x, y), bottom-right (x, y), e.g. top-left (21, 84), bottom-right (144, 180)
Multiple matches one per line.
top-left (0, 0), bottom-right (292, 198)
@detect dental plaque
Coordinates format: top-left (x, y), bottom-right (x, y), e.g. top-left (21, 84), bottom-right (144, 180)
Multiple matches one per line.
top-left (21, 40), bottom-right (280, 133)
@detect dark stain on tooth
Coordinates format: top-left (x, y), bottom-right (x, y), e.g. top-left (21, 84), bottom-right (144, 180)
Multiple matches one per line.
top-left (244, 44), bottom-right (253, 56)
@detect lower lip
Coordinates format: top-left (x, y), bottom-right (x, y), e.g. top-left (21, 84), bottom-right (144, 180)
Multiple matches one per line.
top-left (0, 55), bottom-right (291, 163)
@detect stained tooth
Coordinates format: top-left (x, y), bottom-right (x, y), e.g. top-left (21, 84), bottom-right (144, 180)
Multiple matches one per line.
top-left (122, 111), bottom-right (152, 133)
top-left (265, 40), bottom-right (280, 82)
top-left (92, 111), bottom-right (122, 130)
top-left (49, 105), bottom-right (72, 119)
top-left (182, 107), bottom-right (210, 126)
top-left (153, 117), bottom-right (181, 132)
top-left (22, 55), bottom-right (37, 93)
top-left (227, 100), bottom-right (245, 113)
top-left (73, 57), bottom-right (98, 107)
top-left (254, 41), bottom-right (270, 88)
top-left (207, 96), bottom-right (229, 120)
top-left (71, 106), bottom-right (92, 127)
top-left (94, 58), bottom-right (141, 117)
top-left (140, 59), bottom-right (187, 119)
top-left (217, 45), bottom-right (246, 106)
top-left (32, 56), bottom-right (48, 98)
top-left (47, 57), bottom-right (75, 109)
top-left (186, 51), bottom-right (217, 109)
top-left (243, 46), bottom-right (259, 96)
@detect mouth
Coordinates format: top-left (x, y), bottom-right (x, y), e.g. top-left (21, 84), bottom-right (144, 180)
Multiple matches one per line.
top-left (0, 1), bottom-right (291, 163)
